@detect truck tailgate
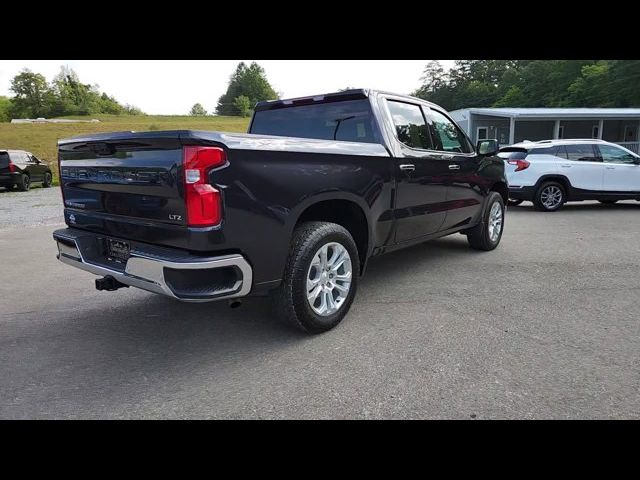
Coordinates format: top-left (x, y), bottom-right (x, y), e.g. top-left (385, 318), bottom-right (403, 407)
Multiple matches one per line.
top-left (59, 131), bottom-right (191, 245)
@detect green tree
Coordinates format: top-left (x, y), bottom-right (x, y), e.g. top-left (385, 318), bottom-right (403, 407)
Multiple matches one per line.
top-left (0, 96), bottom-right (12, 122)
top-left (99, 92), bottom-right (125, 115)
top-left (51, 66), bottom-right (102, 115)
top-left (216, 62), bottom-right (278, 116)
top-left (233, 95), bottom-right (252, 117)
top-left (9, 69), bottom-right (53, 118)
top-left (567, 61), bottom-right (612, 106)
top-left (608, 60), bottom-right (640, 107)
top-left (492, 85), bottom-right (527, 107)
top-left (189, 102), bottom-right (208, 116)
top-left (123, 104), bottom-right (144, 115)
top-left (411, 59), bottom-right (640, 110)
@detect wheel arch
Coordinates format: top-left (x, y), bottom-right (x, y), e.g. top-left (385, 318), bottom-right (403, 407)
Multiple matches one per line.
top-left (490, 181), bottom-right (509, 204)
top-left (290, 192), bottom-right (372, 275)
top-left (534, 175), bottom-right (572, 195)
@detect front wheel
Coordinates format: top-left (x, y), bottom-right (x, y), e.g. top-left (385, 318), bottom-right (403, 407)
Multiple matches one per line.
top-left (467, 192), bottom-right (505, 251)
top-left (272, 221), bottom-right (359, 334)
top-left (533, 181), bottom-right (565, 212)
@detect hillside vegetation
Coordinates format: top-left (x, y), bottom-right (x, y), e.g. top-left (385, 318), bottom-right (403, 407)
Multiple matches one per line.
top-left (0, 115), bottom-right (251, 183)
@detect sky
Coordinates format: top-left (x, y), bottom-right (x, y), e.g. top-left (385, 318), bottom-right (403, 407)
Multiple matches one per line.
top-left (0, 60), bottom-right (455, 115)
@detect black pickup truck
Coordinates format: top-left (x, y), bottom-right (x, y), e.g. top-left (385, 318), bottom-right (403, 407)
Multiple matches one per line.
top-left (53, 89), bottom-right (507, 333)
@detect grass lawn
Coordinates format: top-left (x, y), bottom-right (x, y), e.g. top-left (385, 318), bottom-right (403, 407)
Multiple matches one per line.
top-left (0, 115), bottom-right (251, 184)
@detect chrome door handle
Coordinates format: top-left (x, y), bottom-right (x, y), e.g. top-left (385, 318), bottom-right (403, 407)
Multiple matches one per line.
top-left (561, 164), bottom-right (572, 168)
top-left (399, 164), bottom-right (415, 172)
top-left (448, 164), bottom-right (460, 170)
top-left (606, 166), bottom-right (615, 169)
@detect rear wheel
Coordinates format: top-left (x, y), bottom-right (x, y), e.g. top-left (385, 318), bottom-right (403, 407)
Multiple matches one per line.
top-left (272, 221), bottom-right (359, 334)
top-left (42, 172), bottom-right (52, 188)
top-left (17, 174), bottom-right (30, 192)
top-left (467, 192), bottom-right (504, 251)
top-left (533, 181), bottom-right (565, 212)
top-left (598, 199), bottom-right (617, 205)
top-left (507, 199), bottom-right (523, 207)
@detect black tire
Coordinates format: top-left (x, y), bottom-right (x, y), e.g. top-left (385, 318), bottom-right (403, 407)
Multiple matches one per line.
top-left (533, 181), bottom-right (565, 212)
top-left (271, 221), bottom-right (360, 334)
top-left (598, 199), bottom-right (617, 205)
top-left (17, 174), bottom-right (30, 192)
top-left (507, 199), bottom-right (523, 207)
top-left (467, 192), bottom-right (505, 251)
top-left (42, 172), bottom-right (52, 188)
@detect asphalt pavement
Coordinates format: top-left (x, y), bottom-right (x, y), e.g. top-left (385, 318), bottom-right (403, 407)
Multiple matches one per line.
top-left (0, 189), bottom-right (639, 418)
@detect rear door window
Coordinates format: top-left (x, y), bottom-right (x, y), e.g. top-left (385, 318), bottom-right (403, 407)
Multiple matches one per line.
top-left (564, 144), bottom-right (600, 162)
top-left (386, 100), bottom-right (432, 150)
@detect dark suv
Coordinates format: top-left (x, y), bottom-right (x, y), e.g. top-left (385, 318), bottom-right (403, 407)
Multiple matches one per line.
top-left (0, 150), bottom-right (53, 191)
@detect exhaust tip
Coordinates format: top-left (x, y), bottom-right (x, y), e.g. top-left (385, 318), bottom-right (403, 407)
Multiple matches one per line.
top-left (228, 300), bottom-right (242, 309)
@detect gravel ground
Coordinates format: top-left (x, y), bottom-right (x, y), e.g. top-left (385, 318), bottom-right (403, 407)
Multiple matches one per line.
top-left (0, 199), bottom-right (639, 419)
top-left (0, 187), bottom-right (63, 230)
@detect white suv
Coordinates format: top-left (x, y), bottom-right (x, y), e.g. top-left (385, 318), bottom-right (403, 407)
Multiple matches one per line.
top-left (499, 139), bottom-right (640, 211)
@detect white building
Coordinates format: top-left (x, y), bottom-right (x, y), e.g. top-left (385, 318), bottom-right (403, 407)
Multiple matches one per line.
top-left (449, 108), bottom-right (640, 153)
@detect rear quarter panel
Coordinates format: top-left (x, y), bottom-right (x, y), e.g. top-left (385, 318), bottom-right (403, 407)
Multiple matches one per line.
top-left (505, 154), bottom-right (560, 187)
top-left (212, 147), bottom-right (395, 285)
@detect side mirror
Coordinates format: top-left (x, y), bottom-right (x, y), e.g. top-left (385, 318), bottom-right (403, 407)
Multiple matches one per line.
top-left (477, 139), bottom-right (499, 156)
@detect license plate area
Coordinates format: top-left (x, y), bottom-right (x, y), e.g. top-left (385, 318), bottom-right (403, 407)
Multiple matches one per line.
top-left (106, 239), bottom-right (131, 264)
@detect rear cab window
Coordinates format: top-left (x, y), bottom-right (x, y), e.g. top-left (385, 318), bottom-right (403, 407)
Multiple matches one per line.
top-left (249, 99), bottom-right (381, 144)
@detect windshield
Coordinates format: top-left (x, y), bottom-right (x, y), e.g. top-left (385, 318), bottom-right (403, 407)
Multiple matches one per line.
top-left (250, 99), bottom-right (381, 144)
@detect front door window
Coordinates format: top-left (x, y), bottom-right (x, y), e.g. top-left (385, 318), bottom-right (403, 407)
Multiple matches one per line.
top-left (599, 145), bottom-right (638, 164)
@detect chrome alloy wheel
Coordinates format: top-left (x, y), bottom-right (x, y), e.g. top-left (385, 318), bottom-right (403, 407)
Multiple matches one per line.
top-left (306, 242), bottom-right (352, 316)
top-left (540, 185), bottom-right (563, 209)
top-left (488, 201), bottom-right (503, 242)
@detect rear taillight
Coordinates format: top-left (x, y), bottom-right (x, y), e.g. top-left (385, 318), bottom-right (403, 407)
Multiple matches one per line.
top-left (507, 159), bottom-right (530, 172)
top-left (8, 159), bottom-right (16, 173)
top-left (182, 146), bottom-right (226, 227)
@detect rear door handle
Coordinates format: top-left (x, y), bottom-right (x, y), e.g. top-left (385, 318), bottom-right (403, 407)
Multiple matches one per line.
top-left (606, 166), bottom-right (615, 170)
top-left (448, 164), bottom-right (460, 170)
top-left (561, 164), bottom-right (572, 168)
top-left (399, 164), bottom-right (415, 172)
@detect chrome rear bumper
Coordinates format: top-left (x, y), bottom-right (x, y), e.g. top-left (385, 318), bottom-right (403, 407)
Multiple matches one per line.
top-left (53, 228), bottom-right (252, 302)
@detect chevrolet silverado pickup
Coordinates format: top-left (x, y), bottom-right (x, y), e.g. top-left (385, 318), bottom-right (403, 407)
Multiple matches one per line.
top-left (53, 89), bottom-right (507, 333)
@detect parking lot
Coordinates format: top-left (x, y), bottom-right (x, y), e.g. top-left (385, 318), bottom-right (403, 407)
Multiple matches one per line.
top-left (0, 187), bottom-right (639, 419)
